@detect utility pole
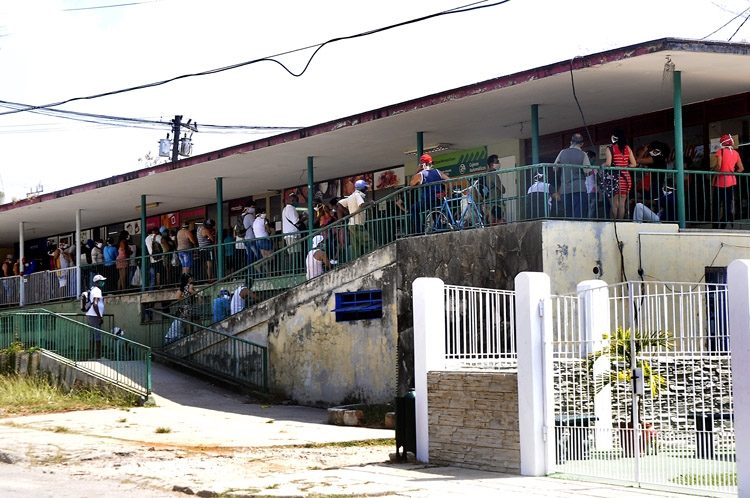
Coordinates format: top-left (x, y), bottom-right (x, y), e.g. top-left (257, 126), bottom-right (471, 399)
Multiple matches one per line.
top-left (171, 115), bottom-right (182, 163)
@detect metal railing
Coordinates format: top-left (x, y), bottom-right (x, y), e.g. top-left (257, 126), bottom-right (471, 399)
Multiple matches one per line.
top-left (0, 275), bottom-right (21, 307)
top-left (21, 267), bottom-right (78, 305)
top-left (0, 309), bottom-right (151, 397)
top-left (444, 284), bottom-right (516, 369)
top-left (146, 309), bottom-right (268, 391)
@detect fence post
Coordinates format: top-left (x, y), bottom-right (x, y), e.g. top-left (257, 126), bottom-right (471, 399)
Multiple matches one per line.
top-left (728, 259), bottom-right (750, 496)
top-left (578, 279), bottom-right (613, 451)
top-left (515, 271), bottom-right (554, 476)
top-left (412, 277), bottom-right (445, 463)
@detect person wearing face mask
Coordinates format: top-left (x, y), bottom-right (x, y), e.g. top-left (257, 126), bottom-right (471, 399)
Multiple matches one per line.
top-left (636, 141), bottom-right (671, 199)
top-left (252, 207), bottom-right (274, 262)
top-left (603, 128), bottom-right (637, 220)
top-left (341, 179), bottom-right (372, 259)
top-left (409, 153), bottom-right (450, 233)
top-left (241, 203), bottom-right (260, 265)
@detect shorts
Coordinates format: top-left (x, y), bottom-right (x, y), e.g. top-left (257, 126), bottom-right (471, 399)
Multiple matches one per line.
top-left (178, 251), bottom-right (193, 268)
top-left (256, 238), bottom-right (272, 251)
top-left (200, 248), bottom-right (214, 261)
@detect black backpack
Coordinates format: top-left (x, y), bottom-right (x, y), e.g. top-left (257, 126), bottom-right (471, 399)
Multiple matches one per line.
top-left (80, 289), bottom-right (92, 312)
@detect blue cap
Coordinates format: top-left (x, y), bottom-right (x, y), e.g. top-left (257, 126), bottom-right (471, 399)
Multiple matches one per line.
top-left (159, 226), bottom-right (168, 234)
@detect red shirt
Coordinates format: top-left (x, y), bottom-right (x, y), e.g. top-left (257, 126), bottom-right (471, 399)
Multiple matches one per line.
top-left (713, 148), bottom-right (740, 188)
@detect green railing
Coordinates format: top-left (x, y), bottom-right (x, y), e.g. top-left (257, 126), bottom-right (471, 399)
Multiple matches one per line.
top-left (0, 308), bottom-right (151, 397)
top-left (146, 309), bottom-right (268, 391)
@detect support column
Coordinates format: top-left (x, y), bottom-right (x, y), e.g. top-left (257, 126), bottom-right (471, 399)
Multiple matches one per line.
top-left (673, 70), bottom-right (686, 229)
top-left (216, 177), bottom-right (225, 279)
top-left (140, 195), bottom-right (147, 292)
top-left (413, 277), bottom-right (445, 463)
top-left (515, 271), bottom-right (554, 476)
top-left (531, 104), bottom-right (540, 165)
top-left (578, 279), bottom-right (612, 451)
top-left (307, 157), bottom-right (314, 243)
top-left (18, 222), bottom-right (25, 307)
top-left (728, 259), bottom-right (750, 497)
top-left (416, 131), bottom-right (424, 159)
top-left (75, 209), bottom-right (82, 296)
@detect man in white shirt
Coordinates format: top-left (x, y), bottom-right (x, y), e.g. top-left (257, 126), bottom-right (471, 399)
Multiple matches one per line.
top-left (85, 274), bottom-right (107, 358)
top-left (230, 285), bottom-right (251, 315)
top-left (282, 193), bottom-right (304, 270)
top-left (144, 227), bottom-right (163, 289)
top-left (340, 180), bottom-right (371, 259)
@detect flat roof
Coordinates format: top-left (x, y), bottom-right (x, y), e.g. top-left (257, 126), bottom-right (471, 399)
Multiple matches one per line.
top-left (2, 37), bottom-right (750, 246)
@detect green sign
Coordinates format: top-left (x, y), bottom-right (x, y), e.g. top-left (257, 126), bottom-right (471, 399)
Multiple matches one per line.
top-left (433, 146), bottom-right (487, 177)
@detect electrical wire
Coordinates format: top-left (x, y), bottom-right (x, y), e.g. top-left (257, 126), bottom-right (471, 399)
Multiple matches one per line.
top-left (728, 12), bottom-right (750, 40)
top-left (62, 1), bottom-right (160, 11)
top-left (0, 0), bottom-right (510, 117)
top-left (701, 5), bottom-right (750, 39)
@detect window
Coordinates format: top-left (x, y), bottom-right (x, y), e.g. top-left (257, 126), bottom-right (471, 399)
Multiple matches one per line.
top-left (332, 290), bottom-right (383, 322)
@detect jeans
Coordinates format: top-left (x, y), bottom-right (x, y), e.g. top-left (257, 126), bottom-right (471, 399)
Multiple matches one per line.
top-left (633, 203), bottom-right (661, 223)
top-left (562, 192), bottom-right (588, 219)
top-left (712, 185), bottom-right (735, 229)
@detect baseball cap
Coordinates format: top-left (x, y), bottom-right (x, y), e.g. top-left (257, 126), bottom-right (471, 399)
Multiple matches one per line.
top-left (354, 179), bottom-right (368, 191)
top-left (419, 153), bottom-right (433, 164)
top-left (92, 274), bottom-right (107, 283)
top-left (159, 226), bottom-right (168, 234)
top-left (312, 235), bottom-right (325, 248)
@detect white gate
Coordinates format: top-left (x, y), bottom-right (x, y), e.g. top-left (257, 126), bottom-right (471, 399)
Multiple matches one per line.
top-left (549, 281), bottom-right (736, 496)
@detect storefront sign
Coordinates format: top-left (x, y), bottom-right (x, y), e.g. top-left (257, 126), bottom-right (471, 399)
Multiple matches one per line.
top-left (433, 146), bottom-right (487, 177)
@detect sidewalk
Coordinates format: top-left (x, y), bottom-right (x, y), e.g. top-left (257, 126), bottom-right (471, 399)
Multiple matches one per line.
top-left (0, 363), bottom-right (697, 497)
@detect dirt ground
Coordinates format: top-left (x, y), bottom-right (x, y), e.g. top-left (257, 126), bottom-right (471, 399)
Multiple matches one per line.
top-left (0, 420), bottom-right (398, 497)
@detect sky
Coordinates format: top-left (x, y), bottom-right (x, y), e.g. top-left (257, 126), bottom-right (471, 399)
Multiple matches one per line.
top-left (0, 0), bottom-right (749, 202)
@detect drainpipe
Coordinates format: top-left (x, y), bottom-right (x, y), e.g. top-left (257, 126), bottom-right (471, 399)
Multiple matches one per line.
top-left (216, 177), bottom-right (224, 279)
top-left (307, 157), bottom-right (314, 245)
top-left (531, 104), bottom-right (540, 165)
top-left (673, 71), bottom-right (686, 229)
top-left (140, 195), bottom-right (147, 292)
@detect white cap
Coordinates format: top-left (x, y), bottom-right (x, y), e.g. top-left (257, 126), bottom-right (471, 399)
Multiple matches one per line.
top-left (312, 235), bottom-right (325, 248)
top-left (92, 274), bottom-right (107, 282)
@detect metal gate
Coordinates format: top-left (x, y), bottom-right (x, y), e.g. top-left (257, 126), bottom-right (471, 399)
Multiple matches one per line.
top-left (549, 281), bottom-right (736, 496)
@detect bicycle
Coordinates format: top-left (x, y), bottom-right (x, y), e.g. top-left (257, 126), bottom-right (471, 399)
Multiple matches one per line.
top-left (424, 180), bottom-right (485, 233)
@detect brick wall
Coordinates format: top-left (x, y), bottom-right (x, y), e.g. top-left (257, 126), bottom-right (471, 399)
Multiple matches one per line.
top-left (427, 371), bottom-right (520, 474)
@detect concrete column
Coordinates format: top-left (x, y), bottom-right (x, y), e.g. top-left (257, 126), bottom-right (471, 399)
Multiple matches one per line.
top-left (531, 104), bottom-right (540, 165)
top-left (413, 277), bottom-right (445, 463)
top-left (140, 195), bottom-right (147, 292)
top-left (728, 259), bottom-right (750, 496)
top-left (514, 271), bottom-right (554, 476)
top-left (307, 157), bottom-right (314, 244)
top-left (215, 177), bottom-right (225, 279)
top-left (578, 279), bottom-right (612, 451)
top-left (18, 221), bottom-right (25, 307)
top-left (75, 209), bottom-right (82, 297)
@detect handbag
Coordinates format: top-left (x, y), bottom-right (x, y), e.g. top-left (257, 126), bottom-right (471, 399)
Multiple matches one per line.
top-left (597, 170), bottom-right (620, 197)
top-left (130, 266), bottom-right (141, 287)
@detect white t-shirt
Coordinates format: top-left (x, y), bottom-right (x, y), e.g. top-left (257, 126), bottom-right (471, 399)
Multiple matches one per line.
top-left (342, 191), bottom-right (366, 225)
top-left (282, 204), bottom-right (299, 234)
top-left (230, 286), bottom-right (246, 314)
top-left (85, 286), bottom-right (104, 317)
top-left (253, 217), bottom-right (269, 238)
top-left (145, 234), bottom-right (162, 263)
top-left (306, 249), bottom-right (324, 280)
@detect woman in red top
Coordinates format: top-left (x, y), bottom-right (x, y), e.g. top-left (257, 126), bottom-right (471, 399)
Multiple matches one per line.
top-left (604, 128), bottom-right (637, 220)
top-left (712, 133), bottom-right (744, 229)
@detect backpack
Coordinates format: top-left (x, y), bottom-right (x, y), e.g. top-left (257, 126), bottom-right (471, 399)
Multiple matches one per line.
top-left (80, 289), bottom-right (92, 312)
top-left (151, 237), bottom-right (163, 261)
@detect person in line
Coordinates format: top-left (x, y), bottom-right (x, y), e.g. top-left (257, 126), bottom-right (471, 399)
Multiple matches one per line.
top-left (145, 227), bottom-right (163, 289)
top-left (306, 235), bottom-right (331, 280)
top-left (633, 183), bottom-right (677, 223)
top-left (241, 203), bottom-right (259, 266)
top-left (553, 133), bottom-right (590, 219)
top-left (636, 141), bottom-right (671, 199)
top-left (252, 207), bottom-right (274, 273)
top-left (212, 288), bottom-right (231, 322)
top-left (176, 221), bottom-right (198, 275)
top-left (340, 179), bottom-right (372, 259)
top-left (282, 192), bottom-right (305, 271)
top-left (85, 274), bottom-right (107, 358)
top-left (480, 154), bottom-right (506, 224)
top-left (409, 153), bottom-right (449, 233)
top-left (603, 128), bottom-right (638, 220)
top-left (103, 238), bottom-right (118, 290)
top-left (197, 218), bottom-right (217, 281)
top-left (712, 133), bottom-right (744, 229)
top-left (115, 231), bottom-right (132, 291)
top-left (159, 227), bottom-right (178, 285)
top-left (230, 284), bottom-right (252, 315)
top-left (90, 239), bottom-right (104, 284)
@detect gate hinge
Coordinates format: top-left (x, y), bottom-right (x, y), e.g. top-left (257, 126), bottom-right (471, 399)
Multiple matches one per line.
top-left (538, 300), bottom-right (545, 317)
top-left (542, 424), bottom-right (548, 442)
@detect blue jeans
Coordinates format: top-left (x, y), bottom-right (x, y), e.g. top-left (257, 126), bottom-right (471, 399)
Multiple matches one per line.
top-left (563, 192), bottom-right (588, 219)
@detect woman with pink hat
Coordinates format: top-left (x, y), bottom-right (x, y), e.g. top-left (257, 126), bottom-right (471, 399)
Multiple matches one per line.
top-left (712, 133), bottom-right (744, 229)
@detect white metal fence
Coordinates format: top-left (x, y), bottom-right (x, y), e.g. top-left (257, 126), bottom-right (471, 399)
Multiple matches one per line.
top-left (550, 281), bottom-right (735, 496)
top-left (443, 284), bottom-right (516, 369)
top-left (23, 267), bottom-right (78, 305)
top-left (0, 275), bottom-right (21, 307)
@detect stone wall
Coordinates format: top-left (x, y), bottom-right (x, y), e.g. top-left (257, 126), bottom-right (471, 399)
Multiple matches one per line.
top-left (427, 371), bottom-right (520, 474)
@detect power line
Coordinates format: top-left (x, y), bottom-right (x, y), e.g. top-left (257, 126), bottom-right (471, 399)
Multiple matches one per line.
top-left (0, 0), bottom-right (510, 118)
top-left (701, 4), bottom-right (750, 39)
top-left (62, 1), bottom-right (160, 12)
top-left (729, 12), bottom-right (750, 40)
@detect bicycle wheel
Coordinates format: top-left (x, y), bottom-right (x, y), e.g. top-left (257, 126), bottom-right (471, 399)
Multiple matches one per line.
top-left (425, 210), bottom-right (453, 233)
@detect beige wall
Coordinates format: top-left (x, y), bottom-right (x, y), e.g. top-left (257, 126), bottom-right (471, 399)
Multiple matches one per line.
top-left (428, 370), bottom-right (520, 474)
top-left (541, 220), bottom-right (750, 293)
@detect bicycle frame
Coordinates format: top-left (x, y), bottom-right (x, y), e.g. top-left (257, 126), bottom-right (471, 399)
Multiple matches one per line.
top-left (425, 182), bottom-right (485, 232)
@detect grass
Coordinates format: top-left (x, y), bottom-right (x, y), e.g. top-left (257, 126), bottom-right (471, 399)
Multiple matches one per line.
top-left (298, 438), bottom-right (395, 449)
top-left (671, 472), bottom-right (737, 487)
top-left (0, 374), bottom-right (138, 417)
top-left (154, 426), bottom-right (172, 434)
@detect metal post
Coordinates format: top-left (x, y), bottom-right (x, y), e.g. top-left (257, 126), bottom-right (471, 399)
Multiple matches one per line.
top-left (18, 221), bottom-right (25, 307)
top-left (215, 177), bottom-right (225, 279)
top-left (416, 131), bottom-right (424, 159)
top-left (75, 209), bottom-right (82, 297)
top-left (307, 157), bottom-right (314, 244)
top-left (140, 195), bottom-right (147, 292)
top-left (171, 115), bottom-right (182, 163)
top-left (531, 104), bottom-right (540, 165)
top-left (673, 71), bottom-right (686, 229)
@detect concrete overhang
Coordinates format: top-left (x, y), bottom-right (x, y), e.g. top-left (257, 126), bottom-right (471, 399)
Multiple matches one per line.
top-left (2, 38), bottom-right (749, 246)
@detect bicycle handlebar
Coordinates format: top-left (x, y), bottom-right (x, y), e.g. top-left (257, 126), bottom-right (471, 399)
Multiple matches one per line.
top-left (452, 180), bottom-right (480, 195)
